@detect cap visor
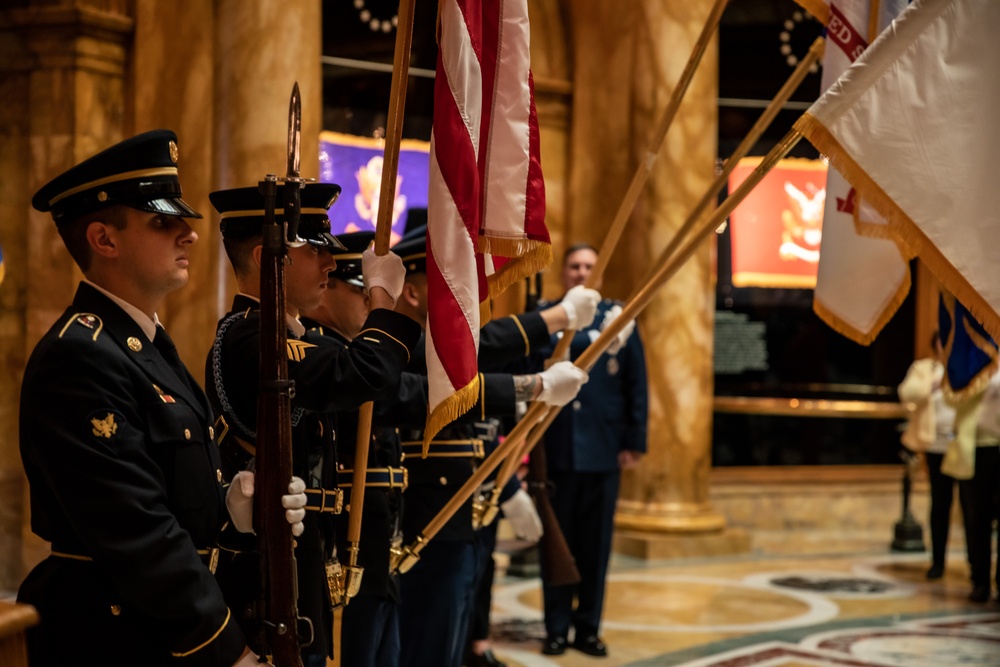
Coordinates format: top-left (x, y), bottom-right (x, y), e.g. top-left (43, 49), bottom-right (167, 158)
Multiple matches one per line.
top-left (133, 196), bottom-right (203, 219)
top-left (315, 231), bottom-right (348, 252)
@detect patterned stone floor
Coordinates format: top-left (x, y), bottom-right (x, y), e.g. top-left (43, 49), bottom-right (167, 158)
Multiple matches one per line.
top-left (484, 539), bottom-right (1000, 667)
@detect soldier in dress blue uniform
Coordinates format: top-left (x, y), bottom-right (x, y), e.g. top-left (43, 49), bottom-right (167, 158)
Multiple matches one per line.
top-left (206, 187), bottom-right (422, 666)
top-left (388, 224), bottom-right (598, 667)
top-left (533, 243), bottom-right (647, 658)
top-left (18, 130), bottom-right (304, 666)
top-left (299, 228), bottom-right (579, 667)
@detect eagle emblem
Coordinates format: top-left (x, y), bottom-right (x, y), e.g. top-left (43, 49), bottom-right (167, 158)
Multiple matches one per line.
top-left (91, 413), bottom-right (118, 439)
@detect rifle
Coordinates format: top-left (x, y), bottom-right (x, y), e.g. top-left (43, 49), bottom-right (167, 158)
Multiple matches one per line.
top-left (518, 271), bottom-right (580, 586)
top-left (253, 83), bottom-right (307, 667)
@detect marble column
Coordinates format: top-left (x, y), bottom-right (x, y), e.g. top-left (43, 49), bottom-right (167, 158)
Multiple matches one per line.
top-left (0, 1), bottom-right (133, 586)
top-left (564, 0), bottom-right (749, 558)
top-left (130, 0), bottom-right (220, 381)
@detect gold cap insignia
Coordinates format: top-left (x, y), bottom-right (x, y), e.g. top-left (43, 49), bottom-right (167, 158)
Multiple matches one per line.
top-left (91, 413), bottom-right (118, 439)
top-left (127, 336), bottom-right (143, 352)
top-left (168, 140), bottom-right (179, 164)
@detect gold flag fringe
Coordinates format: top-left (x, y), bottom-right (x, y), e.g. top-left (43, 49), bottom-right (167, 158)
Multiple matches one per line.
top-left (422, 375), bottom-right (480, 456)
top-left (812, 263), bottom-right (911, 346)
top-left (476, 236), bottom-right (553, 299)
top-left (479, 299), bottom-right (492, 327)
top-left (792, 0), bottom-right (831, 25)
top-left (796, 112), bottom-right (1000, 344)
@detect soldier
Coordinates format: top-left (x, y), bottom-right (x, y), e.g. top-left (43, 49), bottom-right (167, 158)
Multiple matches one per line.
top-left (206, 185), bottom-right (422, 667)
top-left (388, 224), bottom-right (599, 667)
top-left (18, 130), bottom-right (304, 666)
top-left (533, 243), bottom-right (647, 658)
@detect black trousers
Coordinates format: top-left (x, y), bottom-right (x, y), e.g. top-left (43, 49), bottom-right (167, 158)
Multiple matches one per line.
top-left (541, 470), bottom-right (620, 639)
top-left (959, 445), bottom-right (1000, 590)
top-left (925, 452), bottom-right (970, 568)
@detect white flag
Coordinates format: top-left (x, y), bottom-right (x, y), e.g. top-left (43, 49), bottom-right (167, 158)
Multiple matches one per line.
top-left (798, 0), bottom-right (910, 344)
top-left (796, 0), bottom-right (1000, 340)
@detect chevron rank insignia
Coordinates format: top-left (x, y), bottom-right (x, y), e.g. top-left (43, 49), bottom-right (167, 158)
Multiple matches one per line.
top-left (286, 339), bottom-right (317, 362)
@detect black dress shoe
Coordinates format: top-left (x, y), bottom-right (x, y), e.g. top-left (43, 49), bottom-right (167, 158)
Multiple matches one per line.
top-left (926, 564), bottom-right (944, 580)
top-left (572, 634), bottom-right (608, 657)
top-left (969, 585), bottom-right (991, 603)
top-left (466, 648), bottom-right (507, 667)
top-left (541, 636), bottom-right (568, 655)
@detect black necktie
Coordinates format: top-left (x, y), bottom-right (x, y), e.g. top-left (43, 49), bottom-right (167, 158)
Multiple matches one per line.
top-left (153, 326), bottom-right (194, 395)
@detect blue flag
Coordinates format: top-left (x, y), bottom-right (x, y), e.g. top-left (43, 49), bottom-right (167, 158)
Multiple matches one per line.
top-left (939, 291), bottom-right (998, 401)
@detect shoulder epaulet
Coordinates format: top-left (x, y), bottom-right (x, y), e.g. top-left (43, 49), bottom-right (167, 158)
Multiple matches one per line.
top-left (57, 313), bottom-right (103, 341)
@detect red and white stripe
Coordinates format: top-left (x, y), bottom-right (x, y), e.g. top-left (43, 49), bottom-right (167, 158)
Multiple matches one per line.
top-left (424, 0), bottom-right (550, 444)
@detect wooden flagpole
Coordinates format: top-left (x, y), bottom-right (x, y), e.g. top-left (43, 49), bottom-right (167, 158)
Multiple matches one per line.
top-left (345, 0), bottom-right (418, 601)
top-left (392, 127), bottom-right (805, 573)
top-left (479, 0), bottom-right (731, 525)
top-left (493, 36), bottom-right (827, 492)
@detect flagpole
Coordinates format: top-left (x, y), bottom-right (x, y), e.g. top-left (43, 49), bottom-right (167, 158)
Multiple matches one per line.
top-left (346, 0), bottom-right (417, 602)
top-left (392, 128), bottom-right (805, 574)
top-left (489, 36), bottom-right (828, 494)
top-left (475, 0), bottom-right (730, 528)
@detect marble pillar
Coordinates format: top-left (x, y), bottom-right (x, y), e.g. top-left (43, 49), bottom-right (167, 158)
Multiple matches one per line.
top-left (130, 0), bottom-right (220, 382)
top-left (564, 0), bottom-right (749, 558)
top-left (0, 1), bottom-right (134, 586)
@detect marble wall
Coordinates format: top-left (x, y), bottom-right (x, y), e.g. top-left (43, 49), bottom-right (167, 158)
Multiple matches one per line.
top-left (0, 0), bottom-right (729, 589)
top-left (0, 0), bottom-right (323, 589)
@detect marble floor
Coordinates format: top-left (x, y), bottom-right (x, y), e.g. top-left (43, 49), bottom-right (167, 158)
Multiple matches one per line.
top-left (5, 531), bottom-right (997, 667)
top-left (481, 533), bottom-right (1000, 667)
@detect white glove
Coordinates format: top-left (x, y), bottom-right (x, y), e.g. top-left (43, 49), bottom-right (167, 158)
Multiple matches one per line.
top-left (600, 305), bottom-right (635, 355)
top-left (561, 285), bottom-right (601, 329)
top-left (283, 476), bottom-right (307, 538)
top-left (362, 247), bottom-right (406, 307)
top-left (225, 471), bottom-right (307, 538)
top-left (537, 361), bottom-right (589, 407)
top-left (501, 488), bottom-right (543, 543)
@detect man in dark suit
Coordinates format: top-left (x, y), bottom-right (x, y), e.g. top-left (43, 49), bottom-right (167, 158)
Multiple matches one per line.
top-left (535, 243), bottom-right (647, 658)
top-left (18, 130), bottom-right (301, 666)
top-left (206, 186), bottom-right (422, 666)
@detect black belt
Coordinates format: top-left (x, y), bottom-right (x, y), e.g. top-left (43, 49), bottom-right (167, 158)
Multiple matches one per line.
top-left (336, 467), bottom-right (408, 490)
top-left (51, 546), bottom-right (221, 574)
top-left (304, 488), bottom-right (344, 514)
top-left (399, 439), bottom-right (485, 460)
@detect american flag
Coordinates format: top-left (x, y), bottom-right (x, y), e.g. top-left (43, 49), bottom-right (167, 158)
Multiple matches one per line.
top-left (423, 0), bottom-right (551, 447)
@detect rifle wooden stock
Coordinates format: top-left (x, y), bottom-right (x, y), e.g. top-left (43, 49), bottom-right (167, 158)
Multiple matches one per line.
top-left (254, 176), bottom-right (304, 667)
top-left (396, 129), bottom-right (803, 564)
top-left (526, 437), bottom-right (579, 586)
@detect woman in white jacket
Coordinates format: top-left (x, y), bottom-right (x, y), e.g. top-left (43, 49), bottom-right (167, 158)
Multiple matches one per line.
top-left (898, 334), bottom-right (961, 580)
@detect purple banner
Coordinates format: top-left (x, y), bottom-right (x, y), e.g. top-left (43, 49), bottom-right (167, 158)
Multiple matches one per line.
top-left (318, 131), bottom-right (430, 245)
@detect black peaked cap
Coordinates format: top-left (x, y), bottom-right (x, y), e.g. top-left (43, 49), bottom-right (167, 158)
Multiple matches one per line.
top-left (32, 129), bottom-right (202, 225)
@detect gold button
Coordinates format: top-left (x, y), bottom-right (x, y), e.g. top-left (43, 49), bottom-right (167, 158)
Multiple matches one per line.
top-left (216, 469), bottom-right (223, 482)
top-left (110, 604), bottom-right (121, 616)
top-left (97, 191), bottom-right (108, 202)
top-left (208, 426), bottom-right (215, 439)
top-left (184, 428), bottom-right (191, 440)
top-left (439, 476), bottom-right (448, 485)
top-left (127, 337), bottom-right (142, 352)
